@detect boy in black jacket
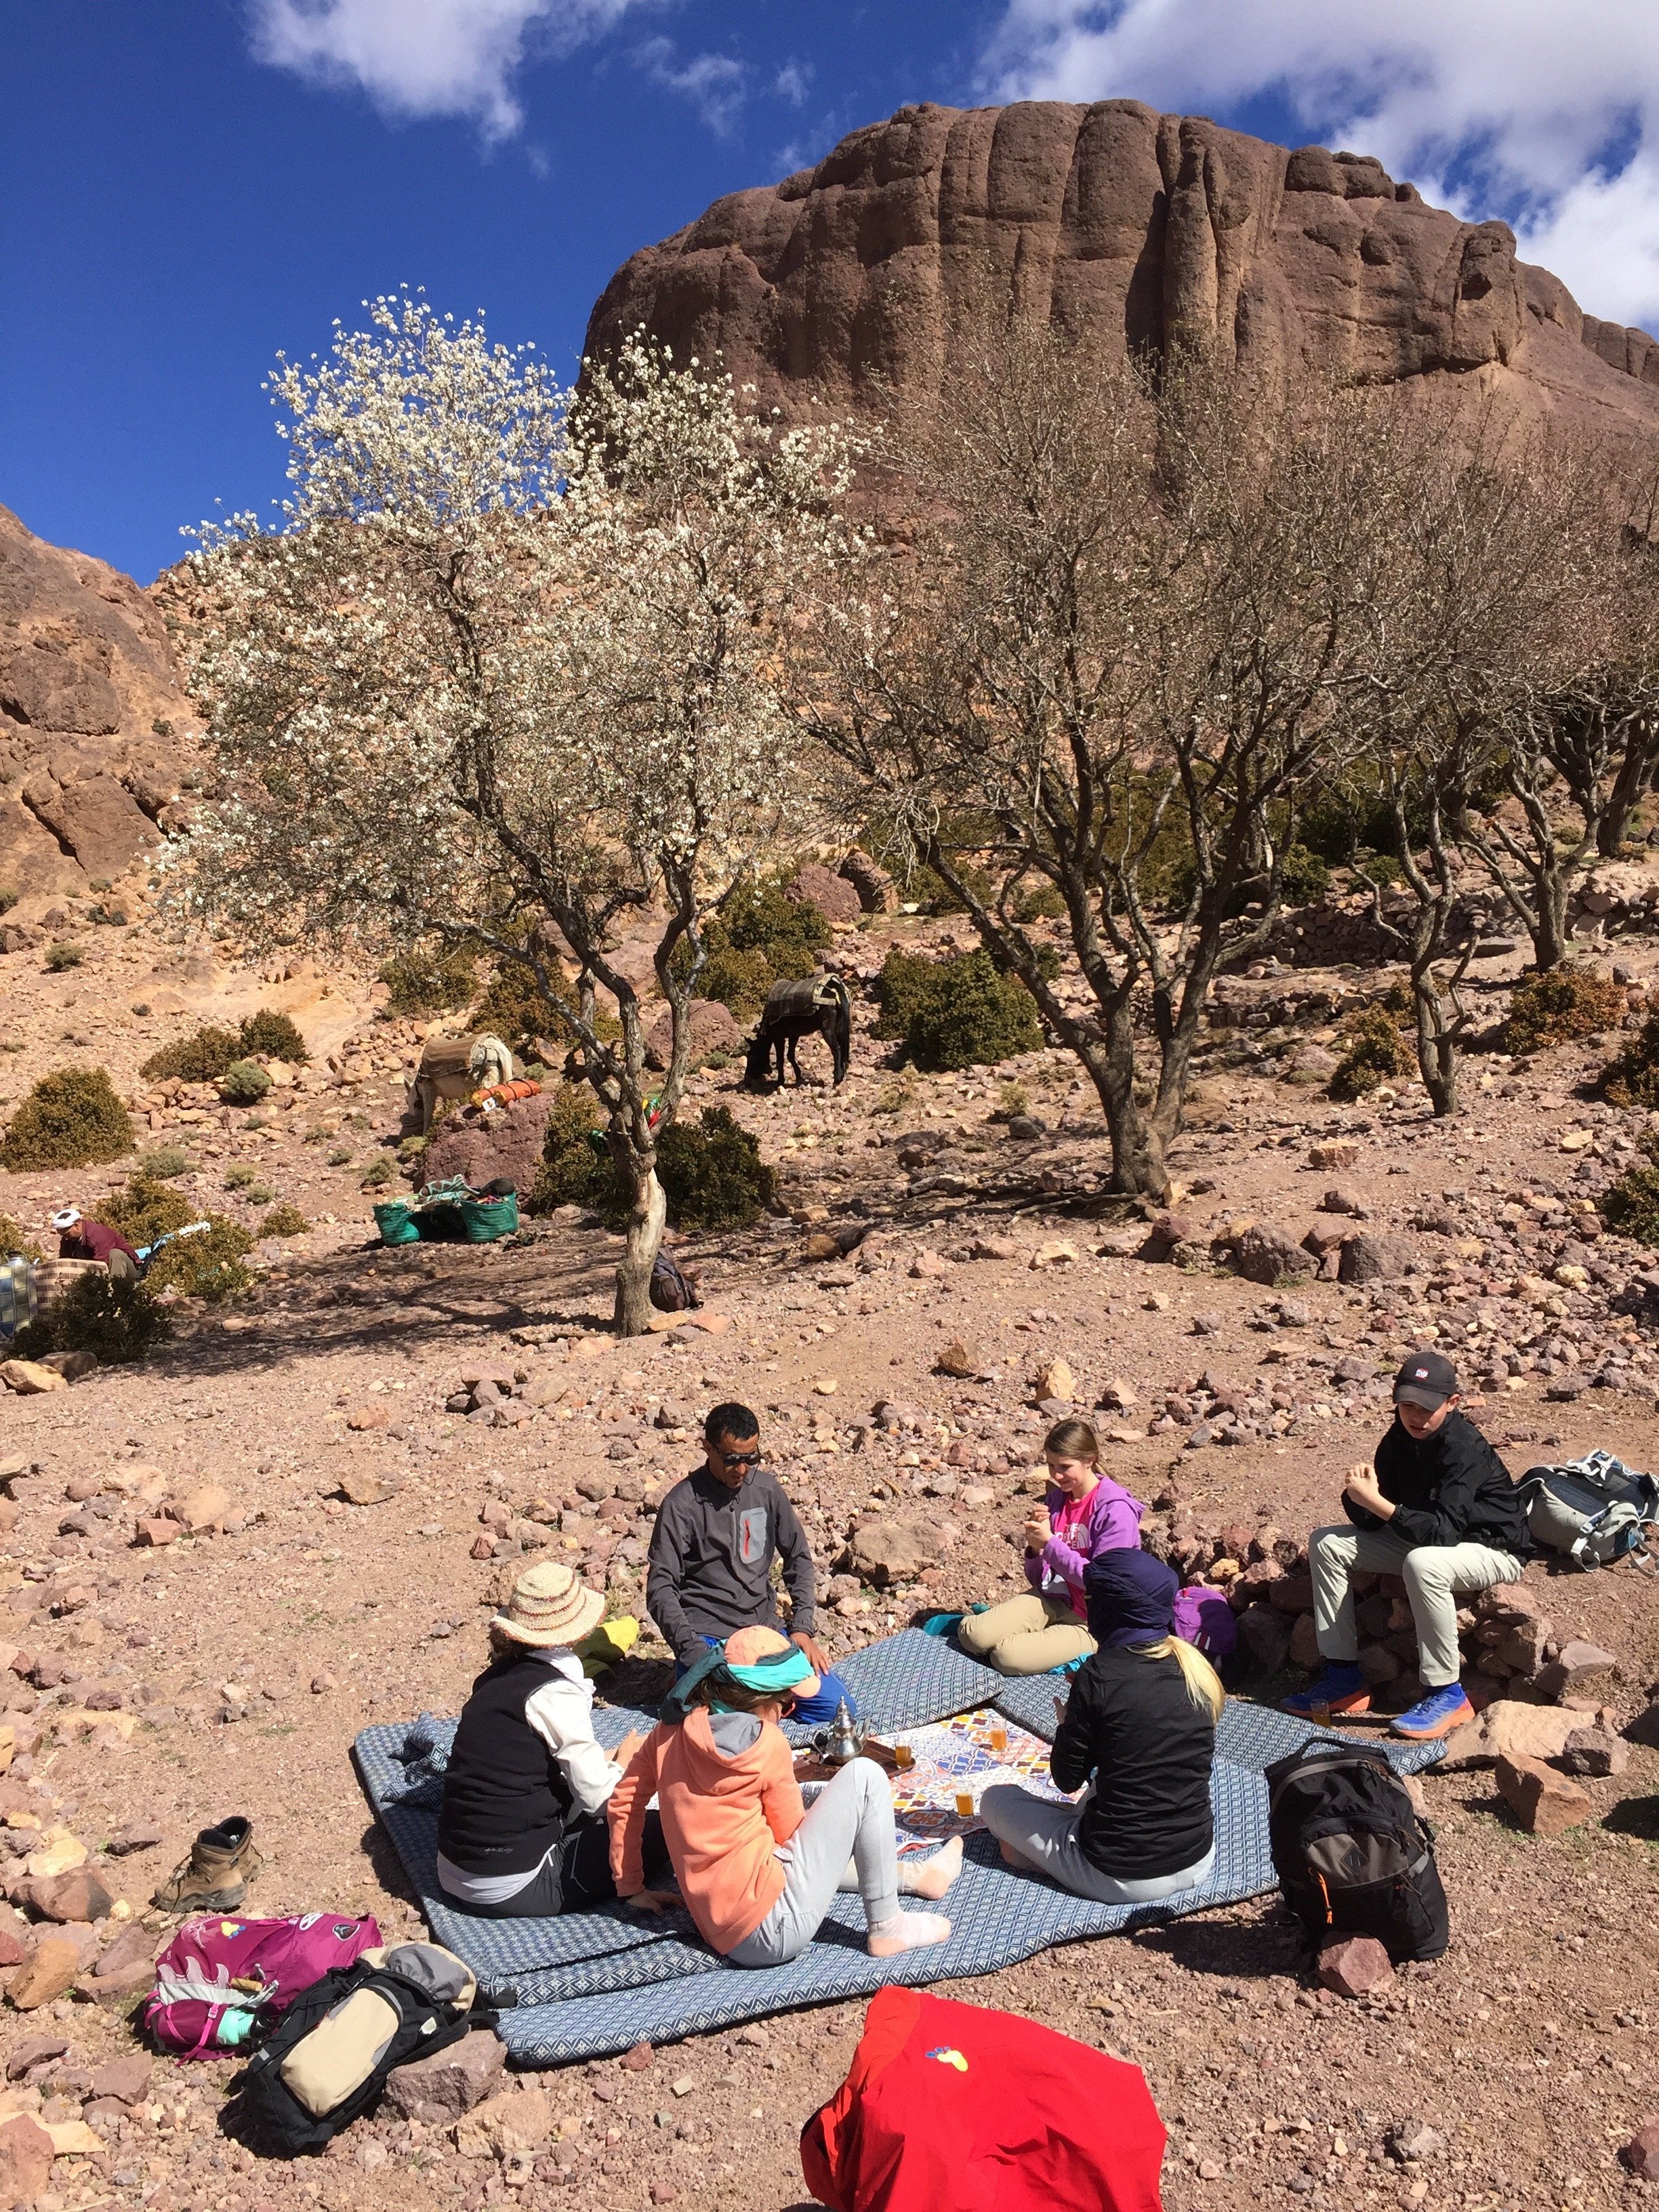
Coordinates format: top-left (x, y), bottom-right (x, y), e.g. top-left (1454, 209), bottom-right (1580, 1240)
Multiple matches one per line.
top-left (1285, 1349), bottom-right (1531, 1740)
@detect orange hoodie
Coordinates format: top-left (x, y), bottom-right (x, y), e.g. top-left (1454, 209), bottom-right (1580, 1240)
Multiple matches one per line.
top-left (607, 1707), bottom-right (804, 1954)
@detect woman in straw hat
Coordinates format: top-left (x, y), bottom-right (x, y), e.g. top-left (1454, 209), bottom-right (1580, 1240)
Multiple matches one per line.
top-left (437, 1561), bottom-right (668, 1918)
top-left (608, 1626), bottom-right (960, 1966)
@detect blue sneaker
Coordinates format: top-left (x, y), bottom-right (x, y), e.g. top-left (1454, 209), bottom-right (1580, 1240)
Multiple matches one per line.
top-left (1282, 1663), bottom-right (1370, 1719)
top-left (1390, 1682), bottom-right (1474, 1740)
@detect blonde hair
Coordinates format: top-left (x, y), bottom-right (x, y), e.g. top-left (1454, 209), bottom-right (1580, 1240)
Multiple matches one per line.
top-left (1134, 1635), bottom-right (1225, 1723)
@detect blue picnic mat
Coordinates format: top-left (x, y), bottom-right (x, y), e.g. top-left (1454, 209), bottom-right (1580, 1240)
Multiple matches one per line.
top-left (354, 1629), bottom-right (1443, 2066)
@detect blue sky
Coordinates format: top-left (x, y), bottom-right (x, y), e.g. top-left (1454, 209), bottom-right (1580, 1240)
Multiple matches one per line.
top-left (5, 1), bottom-right (1656, 585)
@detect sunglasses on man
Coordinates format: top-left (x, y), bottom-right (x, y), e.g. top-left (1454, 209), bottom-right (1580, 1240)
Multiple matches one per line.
top-left (718, 1448), bottom-right (762, 1469)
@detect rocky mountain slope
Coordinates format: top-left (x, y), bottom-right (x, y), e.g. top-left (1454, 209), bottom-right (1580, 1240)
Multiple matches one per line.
top-left (587, 100), bottom-right (1659, 458)
top-left (0, 505), bottom-right (194, 906)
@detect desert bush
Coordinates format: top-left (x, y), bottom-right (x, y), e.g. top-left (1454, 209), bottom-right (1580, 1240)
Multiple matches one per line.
top-left (529, 1083), bottom-right (613, 1214)
top-left (361, 1155), bottom-right (396, 1187)
top-left (1505, 965), bottom-right (1624, 1055)
top-left (380, 945), bottom-right (477, 1017)
top-left (219, 1059), bottom-right (272, 1105)
top-left (1599, 1010), bottom-right (1659, 1107)
top-left (0, 1067), bottom-right (133, 1172)
top-left (138, 1145), bottom-right (191, 1179)
top-left (223, 1163), bottom-right (258, 1189)
top-left (993, 1080), bottom-right (1031, 1122)
top-left (260, 1203), bottom-right (309, 1237)
top-left (655, 1107), bottom-right (775, 1232)
top-left (237, 1008), bottom-right (310, 1062)
top-left (902, 859), bottom-right (996, 916)
top-left (144, 1216), bottom-right (256, 1303)
top-left (101, 1173), bottom-right (199, 1246)
top-left (1601, 1133), bottom-right (1659, 1243)
top-left (140, 1025), bottom-right (241, 1084)
top-left (1010, 882), bottom-right (1066, 923)
top-left (11, 1271), bottom-right (170, 1364)
top-left (45, 942), bottom-right (84, 972)
top-left (0, 1214), bottom-right (40, 1261)
top-left (874, 948), bottom-right (1042, 1071)
top-left (327, 1147), bottom-right (354, 1167)
top-left (1279, 844), bottom-right (1332, 905)
top-left (672, 874), bottom-right (832, 1018)
top-left (243, 1182), bottom-right (275, 1206)
top-left (1328, 1007), bottom-right (1412, 1102)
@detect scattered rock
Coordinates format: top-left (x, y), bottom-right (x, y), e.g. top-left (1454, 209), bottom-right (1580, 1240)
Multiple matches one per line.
top-left (935, 1340), bottom-right (981, 1380)
top-left (1032, 1357), bottom-right (1073, 1403)
top-left (1235, 1224), bottom-right (1315, 1285)
top-left (1317, 1934), bottom-right (1394, 1997)
top-left (0, 1361), bottom-right (66, 1396)
top-left (88, 2053), bottom-right (151, 2106)
top-left (345, 1404), bottom-right (389, 1431)
top-left (1387, 2123), bottom-right (1448, 2164)
top-left (0, 2113), bottom-right (54, 2200)
top-left (1622, 2121), bottom-right (1659, 2180)
top-left (644, 997), bottom-right (743, 1071)
top-left (620, 2040), bottom-right (655, 2072)
top-left (22, 1867), bottom-right (111, 1925)
top-left (7, 1932), bottom-right (83, 2009)
top-left (1338, 1233), bottom-right (1417, 1285)
top-left (384, 2028), bottom-right (508, 2122)
top-left (1495, 1753), bottom-right (1593, 1837)
top-left (1556, 1725), bottom-right (1628, 1778)
top-left (454, 2085), bottom-right (552, 2156)
top-left (851, 1519), bottom-right (942, 1586)
top-left (1437, 1701), bottom-right (1588, 1769)
top-left (1029, 1240), bottom-right (1077, 1269)
top-left (1534, 1640), bottom-right (1618, 1702)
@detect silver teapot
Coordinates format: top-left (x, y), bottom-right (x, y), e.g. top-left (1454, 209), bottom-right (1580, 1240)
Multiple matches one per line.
top-left (815, 1698), bottom-right (865, 1765)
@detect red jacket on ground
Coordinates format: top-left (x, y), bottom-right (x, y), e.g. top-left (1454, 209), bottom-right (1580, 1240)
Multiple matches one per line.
top-left (59, 1221), bottom-right (139, 1267)
top-left (800, 1986), bottom-right (1166, 2212)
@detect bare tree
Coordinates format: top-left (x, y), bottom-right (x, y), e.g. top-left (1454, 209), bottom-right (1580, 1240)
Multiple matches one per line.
top-left (808, 333), bottom-right (1393, 1200)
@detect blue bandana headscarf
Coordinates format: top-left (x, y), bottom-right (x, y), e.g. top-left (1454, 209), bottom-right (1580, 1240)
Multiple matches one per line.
top-left (658, 1638), bottom-right (815, 1723)
top-left (1083, 1548), bottom-right (1180, 1647)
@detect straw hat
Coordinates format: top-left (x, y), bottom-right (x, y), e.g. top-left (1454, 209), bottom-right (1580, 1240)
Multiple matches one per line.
top-left (491, 1561), bottom-right (606, 1649)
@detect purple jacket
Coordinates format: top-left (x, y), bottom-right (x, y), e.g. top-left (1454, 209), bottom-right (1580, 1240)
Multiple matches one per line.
top-left (1024, 1475), bottom-right (1145, 1605)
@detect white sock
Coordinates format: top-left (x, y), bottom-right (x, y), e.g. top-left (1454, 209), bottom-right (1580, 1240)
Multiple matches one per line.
top-left (867, 1910), bottom-right (951, 1957)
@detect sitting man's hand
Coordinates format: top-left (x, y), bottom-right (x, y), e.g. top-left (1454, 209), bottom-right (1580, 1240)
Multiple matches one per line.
top-left (791, 1630), bottom-right (832, 1677)
top-left (1343, 1467), bottom-right (1392, 1519)
top-left (611, 1729), bottom-right (645, 1771)
top-left (627, 1889), bottom-right (676, 1916)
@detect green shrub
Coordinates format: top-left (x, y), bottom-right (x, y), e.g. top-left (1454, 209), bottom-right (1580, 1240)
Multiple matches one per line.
top-left (243, 1182), bottom-right (275, 1206)
top-left (380, 945), bottom-right (476, 1017)
top-left (1601, 1134), bottom-right (1659, 1242)
top-left (1279, 844), bottom-right (1332, 905)
top-left (1357, 851), bottom-right (1401, 888)
top-left (237, 1008), bottom-right (309, 1063)
top-left (219, 1059), bottom-right (272, 1106)
top-left (0, 889), bottom-right (16, 916)
top-left (903, 860), bottom-right (996, 916)
top-left (874, 949), bottom-right (1042, 1072)
top-left (11, 1271), bottom-right (169, 1364)
top-left (655, 1106), bottom-right (776, 1232)
top-left (361, 1155), bottom-right (396, 1187)
top-left (1328, 1006), bottom-right (1412, 1102)
top-left (1011, 882), bottom-right (1066, 922)
top-left (260, 1203), bottom-right (309, 1238)
top-left (45, 942), bottom-right (85, 972)
top-left (223, 1163), bottom-right (258, 1189)
top-left (87, 903), bottom-right (127, 927)
top-left (138, 1145), bottom-right (191, 1179)
top-left (1600, 1009), bottom-right (1659, 1107)
top-left (0, 1214), bottom-right (41, 1261)
top-left (723, 876), bottom-right (831, 973)
top-left (690, 942), bottom-right (775, 1021)
top-left (530, 1083), bottom-right (613, 1214)
top-left (993, 1080), bottom-right (1031, 1122)
top-left (0, 1067), bottom-right (132, 1171)
top-left (1505, 965), bottom-right (1624, 1056)
top-left (140, 1025), bottom-right (241, 1084)
top-left (327, 1147), bottom-right (354, 1168)
top-left (144, 1216), bottom-right (256, 1303)
top-left (101, 1173), bottom-right (199, 1246)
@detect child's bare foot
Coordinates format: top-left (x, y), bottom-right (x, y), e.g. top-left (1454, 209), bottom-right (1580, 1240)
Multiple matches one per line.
top-left (906, 1837), bottom-right (962, 1900)
top-left (868, 1911), bottom-right (951, 1958)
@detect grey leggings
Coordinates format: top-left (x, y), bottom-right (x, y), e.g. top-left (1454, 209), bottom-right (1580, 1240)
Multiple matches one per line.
top-left (725, 1757), bottom-right (901, 1967)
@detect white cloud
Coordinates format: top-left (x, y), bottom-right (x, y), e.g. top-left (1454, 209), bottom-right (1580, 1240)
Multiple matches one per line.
top-left (981, 1), bottom-right (1659, 329)
top-left (249, 0), bottom-right (641, 141)
top-left (775, 61), bottom-right (811, 108)
top-left (634, 37), bottom-right (749, 138)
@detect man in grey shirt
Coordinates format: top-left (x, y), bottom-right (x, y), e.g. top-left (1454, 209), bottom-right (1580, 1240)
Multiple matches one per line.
top-left (646, 1401), bottom-right (855, 1725)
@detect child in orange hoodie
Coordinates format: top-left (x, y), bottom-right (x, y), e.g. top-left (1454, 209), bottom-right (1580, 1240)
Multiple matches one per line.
top-left (608, 1627), bottom-right (959, 1967)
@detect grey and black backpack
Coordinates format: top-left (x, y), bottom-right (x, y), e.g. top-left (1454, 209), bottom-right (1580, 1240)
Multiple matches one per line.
top-left (1519, 1451), bottom-right (1658, 1572)
top-left (1265, 1738), bottom-right (1449, 1962)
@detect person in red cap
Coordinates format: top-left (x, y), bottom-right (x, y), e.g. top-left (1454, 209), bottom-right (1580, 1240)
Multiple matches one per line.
top-left (1284, 1347), bottom-right (1532, 1740)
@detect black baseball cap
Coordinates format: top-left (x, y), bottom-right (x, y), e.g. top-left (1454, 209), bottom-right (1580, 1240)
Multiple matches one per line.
top-left (1393, 1348), bottom-right (1458, 1410)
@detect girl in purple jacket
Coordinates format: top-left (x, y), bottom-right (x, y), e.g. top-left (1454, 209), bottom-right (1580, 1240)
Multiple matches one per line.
top-left (958, 1420), bottom-right (1145, 1674)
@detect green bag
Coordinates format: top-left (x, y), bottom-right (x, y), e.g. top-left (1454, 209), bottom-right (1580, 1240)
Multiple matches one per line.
top-left (457, 1195), bottom-right (519, 1244)
top-left (373, 1200), bottom-right (419, 1247)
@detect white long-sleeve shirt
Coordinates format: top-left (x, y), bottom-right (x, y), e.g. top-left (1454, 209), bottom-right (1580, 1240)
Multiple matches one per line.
top-left (436, 1649), bottom-right (624, 1906)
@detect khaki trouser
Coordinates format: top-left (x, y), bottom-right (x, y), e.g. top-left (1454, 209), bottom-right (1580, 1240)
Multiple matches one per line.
top-left (1309, 1524), bottom-right (1523, 1689)
top-left (957, 1593), bottom-right (1097, 1677)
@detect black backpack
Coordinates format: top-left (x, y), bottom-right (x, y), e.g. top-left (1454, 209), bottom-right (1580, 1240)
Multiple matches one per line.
top-left (1264, 1738), bottom-right (1449, 1962)
top-left (230, 1942), bottom-right (491, 2156)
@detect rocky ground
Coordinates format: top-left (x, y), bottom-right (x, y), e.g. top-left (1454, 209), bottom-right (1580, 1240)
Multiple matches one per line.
top-left (0, 886), bottom-right (1654, 2212)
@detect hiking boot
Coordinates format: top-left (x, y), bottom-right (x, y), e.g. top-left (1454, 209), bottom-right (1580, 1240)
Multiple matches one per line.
top-left (1390, 1683), bottom-right (1475, 1741)
top-left (1282, 1663), bottom-right (1370, 1720)
top-left (152, 1816), bottom-right (263, 1914)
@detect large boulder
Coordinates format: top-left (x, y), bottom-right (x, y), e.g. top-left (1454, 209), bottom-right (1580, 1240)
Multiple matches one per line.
top-left (850, 1517), bottom-right (943, 1586)
top-left (644, 997), bottom-right (743, 1071)
top-left (1437, 1699), bottom-right (1591, 1769)
top-left (418, 1089), bottom-right (555, 1202)
top-left (1338, 1233), bottom-right (1418, 1285)
top-left (586, 104), bottom-right (1659, 468)
top-left (838, 849), bottom-right (898, 914)
top-left (1235, 1223), bottom-right (1316, 1285)
top-left (787, 863), bottom-right (863, 926)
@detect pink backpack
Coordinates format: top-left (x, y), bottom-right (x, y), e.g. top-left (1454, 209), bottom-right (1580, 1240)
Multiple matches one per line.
top-left (144, 1912), bottom-right (383, 2057)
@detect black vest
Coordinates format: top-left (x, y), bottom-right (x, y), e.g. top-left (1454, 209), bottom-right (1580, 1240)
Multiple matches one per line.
top-left (437, 1653), bottom-right (576, 1879)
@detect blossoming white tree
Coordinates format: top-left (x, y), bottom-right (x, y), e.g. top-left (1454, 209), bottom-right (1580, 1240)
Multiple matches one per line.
top-left (170, 293), bottom-right (863, 1332)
